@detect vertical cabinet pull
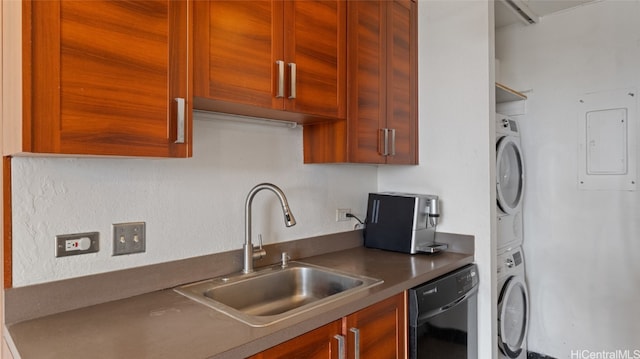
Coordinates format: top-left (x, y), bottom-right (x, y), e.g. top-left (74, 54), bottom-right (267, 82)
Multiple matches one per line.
top-left (276, 60), bottom-right (285, 98)
top-left (389, 128), bottom-right (396, 156)
top-left (333, 334), bottom-right (345, 359)
top-left (288, 63), bottom-right (297, 99)
top-left (379, 128), bottom-right (397, 157)
top-left (174, 98), bottom-right (185, 144)
top-left (381, 128), bottom-right (390, 156)
top-left (349, 328), bottom-right (360, 359)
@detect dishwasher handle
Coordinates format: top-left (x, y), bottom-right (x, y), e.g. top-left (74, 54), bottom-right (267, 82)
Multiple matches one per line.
top-left (412, 285), bottom-right (478, 326)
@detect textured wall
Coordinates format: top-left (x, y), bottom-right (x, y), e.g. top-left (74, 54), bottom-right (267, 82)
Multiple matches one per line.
top-left (11, 114), bottom-right (378, 286)
top-left (496, 0), bottom-right (640, 356)
top-left (379, 1), bottom-right (496, 358)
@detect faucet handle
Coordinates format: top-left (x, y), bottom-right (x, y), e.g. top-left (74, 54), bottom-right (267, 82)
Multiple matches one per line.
top-left (252, 234), bottom-right (266, 260)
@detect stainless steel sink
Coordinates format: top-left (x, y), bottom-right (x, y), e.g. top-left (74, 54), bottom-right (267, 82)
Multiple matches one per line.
top-left (174, 262), bottom-right (383, 327)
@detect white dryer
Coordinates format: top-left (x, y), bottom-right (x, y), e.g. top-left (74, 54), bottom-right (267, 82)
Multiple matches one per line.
top-left (496, 114), bottom-right (525, 250)
top-left (497, 246), bottom-right (529, 359)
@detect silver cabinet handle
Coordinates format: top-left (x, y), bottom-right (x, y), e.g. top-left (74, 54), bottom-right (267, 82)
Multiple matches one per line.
top-left (174, 98), bottom-right (185, 144)
top-left (288, 62), bottom-right (297, 99)
top-left (276, 60), bottom-right (285, 98)
top-left (333, 334), bottom-right (345, 359)
top-left (350, 328), bottom-right (360, 359)
top-left (390, 128), bottom-right (396, 156)
top-left (381, 128), bottom-right (389, 156)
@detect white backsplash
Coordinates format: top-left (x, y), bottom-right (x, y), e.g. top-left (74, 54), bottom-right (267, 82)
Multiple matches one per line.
top-left (11, 114), bottom-right (378, 287)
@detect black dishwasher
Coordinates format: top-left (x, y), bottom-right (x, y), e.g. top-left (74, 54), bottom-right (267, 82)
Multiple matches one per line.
top-left (409, 264), bottom-right (479, 359)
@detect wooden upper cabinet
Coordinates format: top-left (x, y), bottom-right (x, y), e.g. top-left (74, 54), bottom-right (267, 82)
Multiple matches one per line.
top-left (385, 0), bottom-right (417, 165)
top-left (4, 0), bottom-right (192, 157)
top-left (344, 0), bottom-right (386, 164)
top-left (303, 0), bottom-right (417, 164)
top-left (193, 0), bottom-right (347, 123)
top-left (193, 1), bottom-right (279, 111)
top-left (284, 1), bottom-right (346, 119)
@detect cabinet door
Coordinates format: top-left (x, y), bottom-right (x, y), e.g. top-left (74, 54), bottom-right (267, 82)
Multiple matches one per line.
top-left (303, 0), bottom-right (417, 164)
top-left (284, 0), bottom-right (347, 119)
top-left (248, 319), bottom-right (343, 359)
top-left (385, 0), bottom-right (418, 165)
top-left (344, 293), bottom-right (407, 359)
top-left (302, 0), bottom-right (381, 164)
top-left (346, 0), bottom-right (417, 165)
top-left (27, 0), bottom-right (191, 157)
top-left (346, 0), bottom-right (386, 164)
top-left (193, 0), bottom-right (284, 111)
top-left (194, 0), bottom-right (345, 122)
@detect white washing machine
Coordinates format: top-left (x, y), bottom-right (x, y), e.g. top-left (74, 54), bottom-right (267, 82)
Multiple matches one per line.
top-left (496, 114), bottom-right (525, 250)
top-left (497, 246), bottom-right (529, 359)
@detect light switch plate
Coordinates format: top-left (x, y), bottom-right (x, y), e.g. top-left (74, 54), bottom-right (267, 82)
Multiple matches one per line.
top-left (56, 232), bottom-right (99, 257)
top-left (112, 222), bottom-right (146, 256)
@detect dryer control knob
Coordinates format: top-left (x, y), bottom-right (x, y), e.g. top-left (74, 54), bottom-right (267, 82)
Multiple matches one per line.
top-left (505, 258), bottom-right (515, 268)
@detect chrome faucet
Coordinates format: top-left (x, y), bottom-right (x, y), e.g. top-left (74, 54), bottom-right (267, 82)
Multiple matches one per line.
top-left (243, 183), bottom-right (297, 274)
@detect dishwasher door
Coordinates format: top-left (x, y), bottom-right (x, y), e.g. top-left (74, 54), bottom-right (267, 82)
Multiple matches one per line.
top-left (409, 264), bottom-right (479, 359)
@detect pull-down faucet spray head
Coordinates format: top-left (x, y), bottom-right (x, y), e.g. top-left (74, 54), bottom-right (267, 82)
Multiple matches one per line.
top-left (282, 204), bottom-right (296, 227)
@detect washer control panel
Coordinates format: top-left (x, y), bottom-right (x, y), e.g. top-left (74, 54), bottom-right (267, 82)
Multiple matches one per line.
top-left (500, 117), bottom-right (519, 132)
top-left (497, 248), bottom-right (524, 275)
top-left (496, 114), bottom-right (520, 136)
top-left (512, 250), bottom-right (522, 265)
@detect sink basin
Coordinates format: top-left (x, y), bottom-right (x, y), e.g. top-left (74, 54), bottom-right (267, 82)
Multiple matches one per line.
top-left (174, 262), bottom-right (383, 327)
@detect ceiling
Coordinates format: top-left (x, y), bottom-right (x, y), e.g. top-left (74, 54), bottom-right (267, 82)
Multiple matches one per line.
top-left (495, 0), bottom-right (598, 28)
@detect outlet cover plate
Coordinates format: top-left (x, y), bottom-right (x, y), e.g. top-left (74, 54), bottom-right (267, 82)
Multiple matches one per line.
top-left (336, 208), bottom-right (351, 222)
top-left (56, 232), bottom-right (99, 257)
top-left (113, 222), bottom-right (146, 256)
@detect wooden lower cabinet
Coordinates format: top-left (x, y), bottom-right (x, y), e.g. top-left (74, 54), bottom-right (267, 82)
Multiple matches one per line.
top-left (249, 319), bottom-right (343, 359)
top-left (345, 293), bottom-right (407, 358)
top-left (249, 293), bottom-right (407, 359)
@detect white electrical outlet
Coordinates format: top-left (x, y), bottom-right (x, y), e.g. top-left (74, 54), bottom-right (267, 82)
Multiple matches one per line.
top-left (56, 232), bottom-right (99, 257)
top-left (336, 208), bottom-right (351, 222)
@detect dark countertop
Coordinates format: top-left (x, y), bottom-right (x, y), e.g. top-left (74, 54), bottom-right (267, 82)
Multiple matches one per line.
top-left (7, 246), bottom-right (473, 359)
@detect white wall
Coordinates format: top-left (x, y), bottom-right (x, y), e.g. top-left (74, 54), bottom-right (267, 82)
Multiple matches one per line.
top-left (496, 1), bottom-right (640, 356)
top-left (11, 115), bottom-right (378, 286)
top-left (379, 1), bottom-right (496, 358)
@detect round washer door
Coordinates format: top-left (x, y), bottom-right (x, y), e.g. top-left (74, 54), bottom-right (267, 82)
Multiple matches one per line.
top-left (498, 275), bottom-right (529, 358)
top-left (496, 136), bottom-right (524, 214)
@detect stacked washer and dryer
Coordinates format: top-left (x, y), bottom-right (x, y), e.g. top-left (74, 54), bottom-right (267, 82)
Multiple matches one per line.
top-left (496, 114), bottom-right (530, 359)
